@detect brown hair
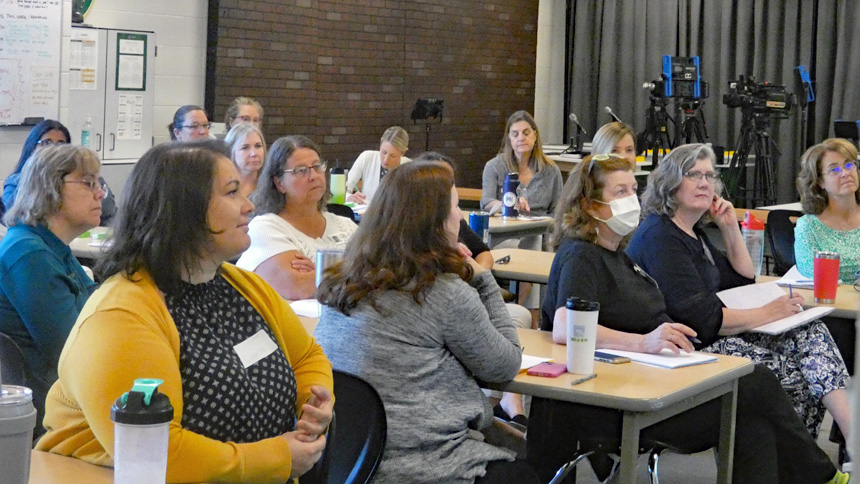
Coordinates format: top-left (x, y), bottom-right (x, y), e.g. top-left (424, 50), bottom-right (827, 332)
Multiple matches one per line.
top-left (317, 162), bottom-right (471, 314)
top-left (550, 154), bottom-right (634, 248)
top-left (498, 110), bottom-right (555, 173)
top-left (797, 138), bottom-right (860, 214)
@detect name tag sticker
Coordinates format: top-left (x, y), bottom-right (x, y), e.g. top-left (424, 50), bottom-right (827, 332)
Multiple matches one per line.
top-left (233, 330), bottom-right (279, 368)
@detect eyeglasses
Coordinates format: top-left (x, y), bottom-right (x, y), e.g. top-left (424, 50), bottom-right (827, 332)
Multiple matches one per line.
top-left (495, 255), bottom-right (511, 265)
top-left (65, 178), bottom-right (107, 194)
top-left (683, 171), bottom-right (721, 183)
top-left (179, 123), bottom-right (211, 131)
top-left (587, 153), bottom-right (624, 174)
top-left (824, 162), bottom-right (856, 176)
top-left (37, 139), bottom-right (68, 146)
top-left (283, 161), bottom-right (327, 178)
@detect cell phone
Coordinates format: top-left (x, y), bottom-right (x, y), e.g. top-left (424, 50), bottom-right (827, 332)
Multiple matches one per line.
top-left (594, 351), bottom-right (631, 364)
top-left (526, 362), bottom-right (567, 377)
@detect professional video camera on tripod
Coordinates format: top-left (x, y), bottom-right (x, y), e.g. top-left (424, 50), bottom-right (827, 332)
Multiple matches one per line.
top-left (639, 56), bottom-right (709, 169)
top-left (722, 75), bottom-right (795, 207)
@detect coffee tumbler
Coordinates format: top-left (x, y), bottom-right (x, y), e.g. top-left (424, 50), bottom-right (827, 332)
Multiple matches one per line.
top-left (565, 297), bottom-right (599, 374)
top-left (501, 172), bottom-right (519, 219)
top-left (0, 385), bottom-right (37, 484)
top-left (111, 378), bottom-right (174, 484)
top-left (315, 248), bottom-right (346, 287)
top-left (813, 251), bottom-right (840, 303)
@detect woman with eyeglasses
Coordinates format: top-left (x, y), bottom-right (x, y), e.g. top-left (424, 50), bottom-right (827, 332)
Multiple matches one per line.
top-left (3, 119), bottom-right (116, 225)
top-left (236, 136), bottom-right (357, 300)
top-left (795, 138), bottom-right (860, 282)
top-left (224, 96), bottom-right (264, 130)
top-left (168, 104), bottom-right (211, 142)
top-left (626, 143), bottom-right (851, 440)
top-left (536, 153), bottom-right (847, 484)
top-left (0, 144), bottom-right (103, 437)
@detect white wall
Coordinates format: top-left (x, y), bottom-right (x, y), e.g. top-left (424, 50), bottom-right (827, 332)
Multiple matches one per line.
top-left (0, 1), bottom-right (207, 181)
top-left (534, 0), bottom-right (566, 144)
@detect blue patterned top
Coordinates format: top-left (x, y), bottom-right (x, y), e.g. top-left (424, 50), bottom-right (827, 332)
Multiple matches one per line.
top-left (793, 214), bottom-right (860, 283)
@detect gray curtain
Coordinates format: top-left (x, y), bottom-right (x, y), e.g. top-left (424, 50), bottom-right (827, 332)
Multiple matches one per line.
top-left (567, 0), bottom-right (860, 204)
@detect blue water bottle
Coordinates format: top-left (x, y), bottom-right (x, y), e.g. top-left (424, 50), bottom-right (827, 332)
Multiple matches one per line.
top-left (502, 172), bottom-right (519, 218)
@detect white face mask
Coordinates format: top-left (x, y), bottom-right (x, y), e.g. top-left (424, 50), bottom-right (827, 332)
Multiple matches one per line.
top-left (594, 194), bottom-right (641, 236)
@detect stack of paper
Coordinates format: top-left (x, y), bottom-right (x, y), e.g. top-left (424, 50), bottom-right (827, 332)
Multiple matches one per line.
top-left (775, 266), bottom-right (814, 289)
top-left (596, 348), bottom-right (717, 369)
top-left (716, 281), bottom-right (834, 334)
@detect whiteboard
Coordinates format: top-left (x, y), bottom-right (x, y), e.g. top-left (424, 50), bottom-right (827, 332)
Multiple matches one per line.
top-left (0, 0), bottom-right (62, 124)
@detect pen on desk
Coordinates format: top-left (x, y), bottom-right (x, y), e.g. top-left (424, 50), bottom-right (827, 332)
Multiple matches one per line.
top-left (570, 373), bottom-right (597, 386)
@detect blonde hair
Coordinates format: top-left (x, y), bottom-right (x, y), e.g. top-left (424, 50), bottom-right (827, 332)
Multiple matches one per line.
top-left (592, 122), bottom-right (636, 160)
top-left (224, 123), bottom-right (267, 169)
top-left (797, 138), bottom-right (860, 214)
top-left (380, 126), bottom-right (409, 153)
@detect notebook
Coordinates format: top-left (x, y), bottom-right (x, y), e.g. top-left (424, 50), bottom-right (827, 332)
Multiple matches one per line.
top-left (595, 348), bottom-right (718, 369)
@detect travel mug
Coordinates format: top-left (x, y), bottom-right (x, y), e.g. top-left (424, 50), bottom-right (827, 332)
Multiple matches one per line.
top-left (315, 248), bottom-right (345, 287)
top-left (0, 385), bottom-right (37, 484)
top-left (565, 297), bottom-right (599, 374)
top-left (111, 378), bottom-right (174, 484)
top-left (813, 251), bottom-right (840, 303)
top-left (501, 172), bottom-right (519, 218)
top-left (468, 211), bottom-right (490, 243)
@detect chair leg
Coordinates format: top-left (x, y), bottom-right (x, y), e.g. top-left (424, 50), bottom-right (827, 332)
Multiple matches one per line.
top-left (647, 448), bottom-right (665, 484)
top-left (548, 451), bottom-right (593, 484)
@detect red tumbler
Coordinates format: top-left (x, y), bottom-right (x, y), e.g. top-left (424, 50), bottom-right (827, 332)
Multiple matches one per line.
top-left (813, 251), bottom-right (840, 304)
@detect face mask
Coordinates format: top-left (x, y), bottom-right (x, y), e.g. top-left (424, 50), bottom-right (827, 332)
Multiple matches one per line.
top-left (593, 194), bottom-right (641, 236)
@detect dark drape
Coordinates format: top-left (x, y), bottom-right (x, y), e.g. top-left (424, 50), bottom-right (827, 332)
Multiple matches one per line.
top-left (567, 0), bottom-right (860, 204)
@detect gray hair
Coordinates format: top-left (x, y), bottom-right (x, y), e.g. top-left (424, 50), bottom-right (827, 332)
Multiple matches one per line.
top-left (251, 135), bottom-right (328, 215)
top-left (224, 96), bottom-right (264, 129)
top-left (224, 123), bottom-right (267, 165)
top-left (4, 144), bottom-right (101, 227)
top-left (380, 126), bottom-right (409, 153)
top-left (641, 143), bottom-right (721, 218)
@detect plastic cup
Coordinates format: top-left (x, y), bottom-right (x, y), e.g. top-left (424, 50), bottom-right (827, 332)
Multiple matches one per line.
top-left (111, 378), bottom-right (174, 484)
top-left (315, 248), bottom-right (345, 288)
top-left (0, 385), bottom-right (37, 484)
top-left (565, 298), bottom-right (599, 374)
top-left (813, 251), bottom-right (840, 304)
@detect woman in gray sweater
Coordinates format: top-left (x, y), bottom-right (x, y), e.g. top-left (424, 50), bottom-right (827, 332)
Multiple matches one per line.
top-left (315, 161), bottom-right (538, 484)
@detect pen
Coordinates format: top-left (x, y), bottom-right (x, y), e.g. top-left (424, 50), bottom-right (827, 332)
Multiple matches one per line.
top-left (789, 284), bottom-right (793, 298)
top-left (570, 373), bottom-right (597, 386)
top-left (687, 336), bottom-right (702, 345)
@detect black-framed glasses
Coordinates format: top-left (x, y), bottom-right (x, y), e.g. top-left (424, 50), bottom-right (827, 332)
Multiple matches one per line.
top-left (37, 139), bottom-right (68, 146)
top-left (587, 153), bottom-right (623, 174)
top-left (178, 123), bottom-right (212, 131)
top-left (65, 178), bottom-right (107, 194)
top-left (683, 171), bottom-right (720, 183)
top-left (495, 255), bottom-right (511, 265)
top-left (824, 162), bottom-right (856, 176)
top-left (283, 161), bottom-right (327, 179)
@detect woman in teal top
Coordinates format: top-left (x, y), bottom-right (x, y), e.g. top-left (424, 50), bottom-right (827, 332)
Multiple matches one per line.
top-left (795, 138), bottom-right (860, 283)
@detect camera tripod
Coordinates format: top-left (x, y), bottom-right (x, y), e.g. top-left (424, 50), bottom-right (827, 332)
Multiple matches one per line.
top-left (638, 95), bottom-right (674, 170)
top-left (724, 109), bottom-right (781, 207)
top-left (675, 100), bottom-right (709, 145)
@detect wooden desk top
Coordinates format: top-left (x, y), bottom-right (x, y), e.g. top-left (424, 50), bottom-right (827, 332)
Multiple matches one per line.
top-left (500, 329), bottom-right (754, 412)
top-left (733, 208), bottom-right (770, 223)
top-left (30, 451), bottom-right (113, 484)
top-left (490, 248), bottom-right (554, 284)
top-left (456, 187), bottom-right (482, 202)
top-left (758, 276), bottom-right (859, 319)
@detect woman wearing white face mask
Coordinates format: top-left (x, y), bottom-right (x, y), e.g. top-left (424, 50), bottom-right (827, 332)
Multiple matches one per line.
top-left (627, 144), bottom-right (851, 442)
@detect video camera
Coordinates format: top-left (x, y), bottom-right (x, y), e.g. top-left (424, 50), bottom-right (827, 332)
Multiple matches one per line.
top-left (643, 56), bottom-right (708, 100)
top-left (722, 75), bottom-right (794, 119)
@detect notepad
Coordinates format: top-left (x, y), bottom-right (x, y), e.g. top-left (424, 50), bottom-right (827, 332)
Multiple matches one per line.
top-left (520, 354), bottom-right (553, 372)
top-left (716, 281), bottom-right (834, 334)
top-left (750, 306), bottom-right (834, 335)
top-left (775, 266), bottom-right (814, 289)
top-left (595, 348), bottom-right (718, 369)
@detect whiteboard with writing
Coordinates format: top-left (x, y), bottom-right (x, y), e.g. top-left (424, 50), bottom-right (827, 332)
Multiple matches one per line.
top-left (0, 0), bottom-right (61, 124)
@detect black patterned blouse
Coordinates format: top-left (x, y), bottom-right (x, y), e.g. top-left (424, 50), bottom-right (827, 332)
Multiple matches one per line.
top-left (165, 275), bottom-right (297, 443)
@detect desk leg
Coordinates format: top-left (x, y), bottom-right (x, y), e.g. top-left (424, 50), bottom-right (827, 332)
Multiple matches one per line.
top-left (716, 380), bottom-right (738, 484)
top-left (619, 412), bottom-right (643, 484)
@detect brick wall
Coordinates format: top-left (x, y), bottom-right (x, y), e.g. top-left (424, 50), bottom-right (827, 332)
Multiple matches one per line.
top-left (214, 0), bottom-right (538, 188)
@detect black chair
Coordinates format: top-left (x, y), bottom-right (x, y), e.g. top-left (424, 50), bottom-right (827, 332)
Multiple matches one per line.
top-left (302, 370), bottom-right (387, 484)
top-left (764, 209), bottom-right (803, 276)
top-left (0, 332), bottom-right (28, 386)
top-left (326, 203), bottom-right (358, 223)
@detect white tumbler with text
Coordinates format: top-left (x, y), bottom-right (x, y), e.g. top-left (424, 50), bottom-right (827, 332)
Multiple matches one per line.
top-left (565, 297), bottom-right (599, 374)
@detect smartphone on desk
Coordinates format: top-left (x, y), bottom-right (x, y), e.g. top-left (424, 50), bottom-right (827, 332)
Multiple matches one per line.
top-left (594, 351), bottom-right (631, 364)
top-left (526, 362), bottom-right (567, 377)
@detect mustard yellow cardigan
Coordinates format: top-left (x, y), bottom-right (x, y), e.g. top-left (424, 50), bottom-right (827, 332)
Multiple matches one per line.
top-left (36, 264), bottom-right (333, 484)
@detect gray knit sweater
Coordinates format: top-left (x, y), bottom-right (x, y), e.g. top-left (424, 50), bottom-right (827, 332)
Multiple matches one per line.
top-left (315, 271), bottom-right (521, 484)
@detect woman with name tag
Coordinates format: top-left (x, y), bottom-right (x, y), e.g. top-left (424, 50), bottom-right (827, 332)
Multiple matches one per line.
top-left (36, 140), bottom-right (334, 483)
top-left (795, 138), bottom-right (860, 283)
top-left (626, 143), bottom-right (851, 440)
top-left (316, 161), bottom-right (539, 484)
top-left (236, 135), bottom-right (357, 300)
top-left (537, 153), bottom-right (846, 484)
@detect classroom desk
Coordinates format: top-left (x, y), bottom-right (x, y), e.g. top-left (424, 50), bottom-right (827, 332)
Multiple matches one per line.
top-left (464, 212), bottom-right (553, 247)
top-left (30, 451), bottom-right (113, 484)
top-left (758, 276), bottom-right (859, 320)
top-left (489, 248), bottom-right (553, 285)
top-left (492, 329), bottom-right (754, 484)
top-left (69, 227), bottom-right (110, 260)
top-left (756, 202), bottom-right (802, 211)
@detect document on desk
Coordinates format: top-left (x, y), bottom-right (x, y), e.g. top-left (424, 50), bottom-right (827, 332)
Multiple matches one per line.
top-left (596, 348), bottom-right (717, 369)
top-left (520, 354), bottom-right (553, 372)
top-left (774, 266), bottom-right (814, 289)
top-left (716, 281), bottom-right (834, 334)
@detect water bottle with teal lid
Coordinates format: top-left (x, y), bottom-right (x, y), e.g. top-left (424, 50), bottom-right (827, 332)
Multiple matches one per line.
top-left (111, 378), bottom-right (174, 484)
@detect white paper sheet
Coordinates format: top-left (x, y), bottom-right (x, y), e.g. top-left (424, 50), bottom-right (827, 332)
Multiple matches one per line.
top-left (717, 281), bottom-right (786, 310)
top-left (595, 348), bottom-right (718, 369)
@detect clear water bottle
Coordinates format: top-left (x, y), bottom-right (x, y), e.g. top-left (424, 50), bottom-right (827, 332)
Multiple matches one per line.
top-left (111, 378), bottom-right (174, 484)
top-left (741, 211), bottom-right (766, 277)
top-left (81, 115), bottom-right (93, 149)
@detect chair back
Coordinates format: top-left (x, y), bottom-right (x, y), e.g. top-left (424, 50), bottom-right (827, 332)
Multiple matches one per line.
top-left (326, 203), bottom-right (357, 223)
top-left (0, 332), bottom-right (28, 386)
top-left (765, 209), bottom-right (803, 276)
top-left (302, 370), bottom-right (387, 484)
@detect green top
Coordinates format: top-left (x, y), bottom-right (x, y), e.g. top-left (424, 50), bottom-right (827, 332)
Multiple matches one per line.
top-left (794, 214), bottom-right (860, 283)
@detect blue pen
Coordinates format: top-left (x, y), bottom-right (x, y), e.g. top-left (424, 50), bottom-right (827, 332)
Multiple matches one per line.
top-left (687, 336), bottom-right (702, 345)
top-left (789, 284), bottom-right (793, 298)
